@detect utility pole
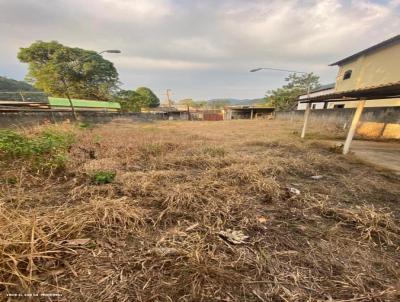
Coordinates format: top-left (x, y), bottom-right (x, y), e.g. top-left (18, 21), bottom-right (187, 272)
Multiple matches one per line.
top-left (166, 89), bottom-right (172, 109)
top-left (187, 104), bottom-right (191, 121)
top-left (301, 80), bottom-right (311, 139)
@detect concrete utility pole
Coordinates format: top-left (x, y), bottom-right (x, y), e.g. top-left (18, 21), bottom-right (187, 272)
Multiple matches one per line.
top-left (300, 83), bottom-right (312, 139)
top-left (166, 89), bottom-right (172, 109)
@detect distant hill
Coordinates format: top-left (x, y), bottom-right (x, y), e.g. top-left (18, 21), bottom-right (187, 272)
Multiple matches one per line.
top-left (0, 76), bottom-right (38, 92)
top-left (0, 76), bottom-right (47, 102)
top-left (207, 98), bottom-right (266, 106)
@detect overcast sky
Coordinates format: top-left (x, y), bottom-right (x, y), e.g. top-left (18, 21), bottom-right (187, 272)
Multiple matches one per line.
top-left (1, 0), bottom-right (399, 101)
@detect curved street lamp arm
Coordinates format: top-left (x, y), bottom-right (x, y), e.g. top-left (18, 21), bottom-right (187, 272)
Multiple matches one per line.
top-left (250, 67), bottom-right (308, 74)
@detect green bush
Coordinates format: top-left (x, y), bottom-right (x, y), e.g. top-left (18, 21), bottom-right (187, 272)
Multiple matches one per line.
top-left (78, 122), bottom-right (93, 129)
top-left (91, 171), bottom-right (116, 184)
top-left (0, 129), bottom-right (75, 171)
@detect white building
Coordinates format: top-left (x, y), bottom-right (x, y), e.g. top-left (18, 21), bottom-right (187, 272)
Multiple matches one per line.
top-left (297, 83), bottom-right (335, 110)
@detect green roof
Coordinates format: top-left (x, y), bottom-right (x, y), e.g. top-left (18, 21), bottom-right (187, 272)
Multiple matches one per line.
top-left (48, 97), bottom-right (121, 109)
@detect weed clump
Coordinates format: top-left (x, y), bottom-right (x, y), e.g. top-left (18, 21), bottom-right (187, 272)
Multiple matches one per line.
top-left (91, 170), bottom-right (116, 184)
top-left (0, 128), bottom-right (74, 171)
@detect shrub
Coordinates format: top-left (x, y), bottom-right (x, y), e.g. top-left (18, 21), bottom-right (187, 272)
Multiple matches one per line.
top-left (79, 122), bottom-right (93, 129)
top-left (0, 130), bottom-right (32, 157)
top-left (0, 129), bottom-right (75, 171)
top-left (91, 171), bottom-right (116, 184)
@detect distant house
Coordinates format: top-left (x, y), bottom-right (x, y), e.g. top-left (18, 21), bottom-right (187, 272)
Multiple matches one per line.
top-left (298, 35), bottom-right (400, 109)
top-left (297, 83), bottom-right (335, 110)
top-left (223, 106), bottom-right (275, 120)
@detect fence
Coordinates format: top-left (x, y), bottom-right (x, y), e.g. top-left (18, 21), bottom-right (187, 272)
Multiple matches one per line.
top-left (0, 111), bottom-right (161, 128)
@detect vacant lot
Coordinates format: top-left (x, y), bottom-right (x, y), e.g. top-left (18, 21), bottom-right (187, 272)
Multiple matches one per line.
top-left (1, 119), bottom-right (399, 301)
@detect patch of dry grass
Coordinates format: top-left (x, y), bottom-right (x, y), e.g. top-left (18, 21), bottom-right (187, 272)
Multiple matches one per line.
top-left (0, 119), bottom-right (399, 301)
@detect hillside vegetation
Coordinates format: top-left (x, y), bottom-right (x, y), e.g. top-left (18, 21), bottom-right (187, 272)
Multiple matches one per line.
top-left (0, 76), bottom-right (38, 92)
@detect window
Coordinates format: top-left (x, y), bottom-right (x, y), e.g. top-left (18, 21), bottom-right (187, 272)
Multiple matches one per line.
top-left (343, 70), bottom-right (352, 80)
top-left (333, 104), bottom-right (345, 109)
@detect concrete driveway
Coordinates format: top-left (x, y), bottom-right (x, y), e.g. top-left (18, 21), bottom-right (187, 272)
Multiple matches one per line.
top-left (346, 140), bottom-right (400, 173)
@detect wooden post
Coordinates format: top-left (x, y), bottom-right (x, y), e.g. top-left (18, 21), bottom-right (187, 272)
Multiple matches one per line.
top-left (343, 99), bottom-right (366, 155)
top-left (250, 109), bottom-right (254, 120)
top-left (301, 103), bottom-right (311, 139)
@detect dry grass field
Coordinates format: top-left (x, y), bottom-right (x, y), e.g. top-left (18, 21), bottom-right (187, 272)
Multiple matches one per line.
top-left (1, 119), bottom-right (400, 301)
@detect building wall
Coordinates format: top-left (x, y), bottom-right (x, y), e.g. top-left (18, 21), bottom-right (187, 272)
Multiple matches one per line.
top-left (297, 102), bottom-right (326, 110)
top-left (335, 42), bottom-right (400, 92)
top-left (298, 88), bottom-right (335, 100)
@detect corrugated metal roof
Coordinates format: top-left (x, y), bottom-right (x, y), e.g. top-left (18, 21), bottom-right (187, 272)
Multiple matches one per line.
top-left (310, 83), bottom-right (335, 93)
top-left (299, 81), bottom-right (400, 103)
top-left (329, 35), bottom-right (400, 66)
top-left (48, 97), bottom-right (121, 109)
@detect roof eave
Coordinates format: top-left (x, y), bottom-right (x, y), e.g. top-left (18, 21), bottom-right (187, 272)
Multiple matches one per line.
top-left (328, 34), bottom-right (400, 67)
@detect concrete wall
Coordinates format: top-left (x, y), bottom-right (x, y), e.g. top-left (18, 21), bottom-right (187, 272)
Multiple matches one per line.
top-left (0, 111), bottom-right (162, 128)
top-left (276, 106), bottom-right (400, 139)
top-left (297, 102), bottom-right (327, 110)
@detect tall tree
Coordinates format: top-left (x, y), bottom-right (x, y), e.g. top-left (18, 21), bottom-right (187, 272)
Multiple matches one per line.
top-left (136, 87), bottom-right (160, 108)
top-left (266, 73), bottom-right (320, 110)
top-left (17, 41), bottom-right (119, 100)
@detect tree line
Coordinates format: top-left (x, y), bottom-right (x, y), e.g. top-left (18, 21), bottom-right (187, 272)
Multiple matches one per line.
top-left (17, 40), bottom-right (159, 111)
top-left (15, 40), bottom-right (320, 112)
top-left (265, 73), bottom-right (320, 110)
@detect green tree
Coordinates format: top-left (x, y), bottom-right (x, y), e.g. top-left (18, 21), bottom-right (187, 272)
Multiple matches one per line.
top-left (266, 73), bottom-right (320, 110)
top-left (113, 90), bottom-right (143, 112)
top-left (17, 41), bottom-right (119, 100)
top-left (178, 98), bottom-right (196, 108)
top-left (136, 87), bottom-right (160, 108)
top-left (195, 100), bottom-right (208, 108)
top-left (178, 99), bottom-right (211, 109)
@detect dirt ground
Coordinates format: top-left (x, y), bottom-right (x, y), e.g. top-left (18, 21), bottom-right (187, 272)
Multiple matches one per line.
top-left (1, 119), bottom-right (400, 301)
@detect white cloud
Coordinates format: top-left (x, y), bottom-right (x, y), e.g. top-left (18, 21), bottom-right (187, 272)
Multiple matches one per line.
top-left (0, 0), bottom-right (399, 100)
top-left (113, 56), bottom-right (214, 70)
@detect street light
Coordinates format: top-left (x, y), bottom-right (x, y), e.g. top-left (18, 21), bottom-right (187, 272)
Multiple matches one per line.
top-left (99, 50), bottom-right (121, 54)
top-left (250, 66), bottom-right (312, 138)
top-left (250, 67), bottom-right (307, 74)
top-left (57, 49), bottom-right (121, 120)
